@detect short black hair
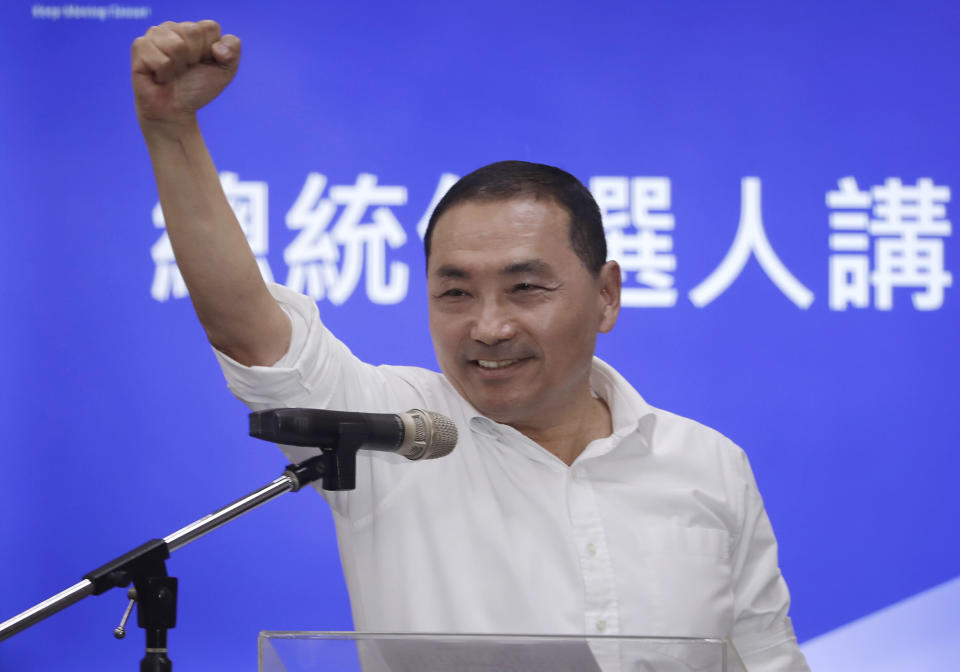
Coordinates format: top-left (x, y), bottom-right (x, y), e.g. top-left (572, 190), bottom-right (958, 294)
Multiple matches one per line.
top-left (424, 160), bottom-right (607, 275)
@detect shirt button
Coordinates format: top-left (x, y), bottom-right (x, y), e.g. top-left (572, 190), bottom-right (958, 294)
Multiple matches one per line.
top-left (595, 619), bottom-right (607, 633)
top-left (587, 542), bottom-right (597, 556)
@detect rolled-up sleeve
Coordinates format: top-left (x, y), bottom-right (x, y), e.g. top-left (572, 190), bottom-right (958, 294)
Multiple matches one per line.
top-left (213, 283), bottom-right (396, 411)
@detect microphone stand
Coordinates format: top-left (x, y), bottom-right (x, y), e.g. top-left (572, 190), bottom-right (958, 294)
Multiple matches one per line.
top-left (0, 433), bottom-right (366, 670)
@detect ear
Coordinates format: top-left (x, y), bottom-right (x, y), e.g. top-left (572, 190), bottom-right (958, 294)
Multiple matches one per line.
top-left (596, 260), bottom-right (621, 333)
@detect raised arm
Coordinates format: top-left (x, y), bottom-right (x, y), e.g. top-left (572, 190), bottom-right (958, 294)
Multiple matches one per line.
top-left (132, 20), bottom-right (290, 366)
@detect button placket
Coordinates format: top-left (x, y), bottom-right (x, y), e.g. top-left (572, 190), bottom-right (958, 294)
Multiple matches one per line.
top-left (567, 466), bottom-right (620, 637)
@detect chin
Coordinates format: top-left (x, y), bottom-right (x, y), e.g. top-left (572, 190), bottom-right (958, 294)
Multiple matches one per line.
top-left (447, 373), bottom-right (535, 424)
top-left (472, 397), bottom-right (529, 425)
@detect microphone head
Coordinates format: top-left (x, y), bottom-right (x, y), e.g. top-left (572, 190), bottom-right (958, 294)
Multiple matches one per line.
top-left (401, 409), bottom-right (458, 460)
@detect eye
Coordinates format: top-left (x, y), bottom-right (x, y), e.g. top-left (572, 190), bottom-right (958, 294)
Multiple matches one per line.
top-left (439, 288), bottom-right (468, 298)
top-left (513, 282), bottom-right (539, 292)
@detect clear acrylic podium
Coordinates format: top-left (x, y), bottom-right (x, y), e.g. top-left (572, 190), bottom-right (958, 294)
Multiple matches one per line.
top-left (259, 632), bottom-right (748, 672)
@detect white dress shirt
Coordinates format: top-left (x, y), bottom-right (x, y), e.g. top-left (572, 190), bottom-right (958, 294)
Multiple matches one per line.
top-left (215, 284), bottom-right (809, 671)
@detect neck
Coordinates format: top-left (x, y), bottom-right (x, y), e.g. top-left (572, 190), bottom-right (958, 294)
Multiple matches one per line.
top-left (510, 394), bottom-right (613, 466)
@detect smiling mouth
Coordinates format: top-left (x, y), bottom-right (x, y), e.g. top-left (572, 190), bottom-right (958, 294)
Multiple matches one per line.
top-left (475, 359), bottom-right (521, 370)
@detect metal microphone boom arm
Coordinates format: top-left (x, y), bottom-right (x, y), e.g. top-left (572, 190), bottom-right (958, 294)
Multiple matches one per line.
top-left (0, 448), bottom-right (333, 665)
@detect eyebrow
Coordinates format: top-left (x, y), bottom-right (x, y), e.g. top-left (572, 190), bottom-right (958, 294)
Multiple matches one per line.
top-left (434, 265), bottom-right (470, 279)
top-left (501, 259), bottom-right (553, 276)
top-left (432, 259), bottom-right (554, 279)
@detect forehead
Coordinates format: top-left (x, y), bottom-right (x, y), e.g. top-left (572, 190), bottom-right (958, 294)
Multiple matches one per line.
top-left (428, 197), bottom-right (576, 272)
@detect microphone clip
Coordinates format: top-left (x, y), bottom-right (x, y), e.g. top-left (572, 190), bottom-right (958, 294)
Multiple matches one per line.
top-left (278, 421), bottom-right (368, 491)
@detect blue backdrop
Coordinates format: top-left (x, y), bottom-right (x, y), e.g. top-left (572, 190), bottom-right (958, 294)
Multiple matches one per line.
top-left (2, 1), bottom-right (958, 670)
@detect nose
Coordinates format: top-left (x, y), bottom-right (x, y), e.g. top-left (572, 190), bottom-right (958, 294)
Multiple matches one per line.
top-left (469, 298), bottom-right (516, 345)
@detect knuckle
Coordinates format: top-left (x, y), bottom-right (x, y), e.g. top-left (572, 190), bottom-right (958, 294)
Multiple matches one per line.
top-left (156, 30), bottom-right (186, 54)
top-left (200, 19), bottom-right (221, 37)
top-left (147, 24), bottom-right (176, 45)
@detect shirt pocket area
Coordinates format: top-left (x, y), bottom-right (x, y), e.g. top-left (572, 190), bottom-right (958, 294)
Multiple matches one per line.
top-left (621, 525), bottom-right (734, 637)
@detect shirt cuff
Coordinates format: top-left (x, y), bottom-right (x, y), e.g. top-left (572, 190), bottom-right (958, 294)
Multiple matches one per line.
top-left (733, 617), bottom-right (811, 671)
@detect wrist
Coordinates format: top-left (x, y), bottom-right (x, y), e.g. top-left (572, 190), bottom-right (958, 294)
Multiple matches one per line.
top-left (138, 113), bottom-right (201, 146)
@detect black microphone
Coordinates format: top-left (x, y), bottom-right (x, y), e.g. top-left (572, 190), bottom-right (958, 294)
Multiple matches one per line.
top-left (249, 408), bottom-right (458, 461)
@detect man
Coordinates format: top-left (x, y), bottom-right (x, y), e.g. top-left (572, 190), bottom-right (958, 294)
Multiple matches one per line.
top-left (132, 20), bottom-right (810, 671)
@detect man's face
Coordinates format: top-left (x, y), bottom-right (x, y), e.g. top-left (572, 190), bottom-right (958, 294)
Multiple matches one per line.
top-left (427, 197), bottom-right (620, 428)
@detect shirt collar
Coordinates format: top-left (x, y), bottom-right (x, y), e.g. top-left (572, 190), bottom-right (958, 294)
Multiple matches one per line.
top-left (588, 357), bottom-right (657, 453)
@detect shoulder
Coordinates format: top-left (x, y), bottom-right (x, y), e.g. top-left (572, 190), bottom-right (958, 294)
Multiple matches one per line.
top-left (375, 364), bottom-right (476, 419)
top-left (651, 405), bottom-right (745, 462)
top-left (373, 363), bottom-right (447, 397)
top-left (595, 358), bottom-right (744, 456)
top-left (593, 357), bottom-right (749, 482)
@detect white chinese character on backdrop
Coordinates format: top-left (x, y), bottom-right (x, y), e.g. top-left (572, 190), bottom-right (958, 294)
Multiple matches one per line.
top-left (416, 173), bottom-right (459, 240)
top-left (150, 172), bottom-right (272, 302)
top-left (827, 177), bottom-right (952, 310)
top-left (590, 176), bottom-right (677, 307)
top-left (284, 173), bottom-right (408, 305)
top-left (689, 177), bottom-right (814, 309)
top-left (826, 177), bottom-right (871, 310)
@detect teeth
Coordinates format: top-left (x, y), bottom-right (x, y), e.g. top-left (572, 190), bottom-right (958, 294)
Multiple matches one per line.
top-left (477, 359), bottom-right (518, 369)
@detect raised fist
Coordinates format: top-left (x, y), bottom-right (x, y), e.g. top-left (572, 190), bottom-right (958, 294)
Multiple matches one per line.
top-left (131, 20), bottom-right (241, 128)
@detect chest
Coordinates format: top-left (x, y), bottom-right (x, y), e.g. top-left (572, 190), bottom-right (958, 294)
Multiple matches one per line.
top-left (344, 435), bottom-right (738, 635)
